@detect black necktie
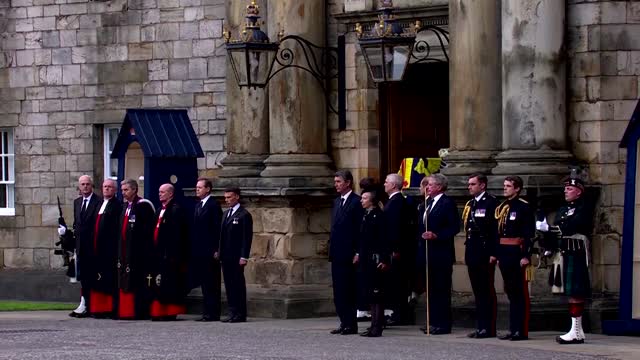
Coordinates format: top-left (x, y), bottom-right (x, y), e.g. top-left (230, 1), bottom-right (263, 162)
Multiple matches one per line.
top-left (81, 199), bottom-right (88, 216)
top-left (196, 201), bottom-right (203, 215)
top-left (340, 197), bottom-right (346, 208)
top-left (227, 209), bottom-right (233, 219)
top-left (426, 198), bottom-right (434, 215)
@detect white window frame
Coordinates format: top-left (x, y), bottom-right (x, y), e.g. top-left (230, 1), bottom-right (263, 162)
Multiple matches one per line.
top-left (103, 125), bottom-right (120, 181)
top-left (0, 128), bottom-right (15, 216)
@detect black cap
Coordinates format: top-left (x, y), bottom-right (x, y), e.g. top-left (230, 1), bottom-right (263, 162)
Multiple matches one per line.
top-left (563, 177), bottom-right (585, 191)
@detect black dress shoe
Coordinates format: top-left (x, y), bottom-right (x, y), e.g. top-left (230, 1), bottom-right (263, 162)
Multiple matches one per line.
top-left (196, 316), bottom-right (219, 322)
top-left (429, 327), bottom-right (451, 335)
top-left (510, 332), bottom-right (528, 341)
top-left (498, 332), bottom-right (512, 340)
top-left (222, 316), bottom-right (234, 323)
top-left (228, 317), bottom-right (246, 323)
top-left (330, 326), bottom-right (345, 334)
top-left (361, 329), bottom-right (382, 337)
top-left (469, 329), bottom-right (492, 339)
top-left (340, 327), bottom-right (358, 335)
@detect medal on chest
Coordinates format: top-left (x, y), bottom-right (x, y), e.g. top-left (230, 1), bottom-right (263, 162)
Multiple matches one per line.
top-left (509, 211), bottom-right (517, 221)
top-left (474, 209), bottom-right (486, 217)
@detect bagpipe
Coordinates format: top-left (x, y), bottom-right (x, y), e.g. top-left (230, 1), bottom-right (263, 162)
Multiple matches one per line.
top-left (54, 196), bottom-right (76, 278)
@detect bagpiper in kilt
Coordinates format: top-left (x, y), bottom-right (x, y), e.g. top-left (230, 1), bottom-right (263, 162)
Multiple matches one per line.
top-left (551, 176), bottom-right (594, 345)
top-left (495, 176), bottom-right (535, 341)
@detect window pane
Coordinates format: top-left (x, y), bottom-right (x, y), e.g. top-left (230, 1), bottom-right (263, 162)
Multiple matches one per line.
top-left (1, 132), bottom-right (7, 154)
top-left (0, 184), bottom-right (6, 208)
top-left (109, 128), bottom-right (119, 150)
top-left (1, 156), bottom-right (6, 181)
top-left (110, 158), bottom-right (118, 178)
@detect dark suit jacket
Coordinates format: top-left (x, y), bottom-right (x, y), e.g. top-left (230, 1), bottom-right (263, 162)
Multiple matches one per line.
top-left (73, 193), bottom-right (101, 281)
top-left (90, 197), bottom-right (122, 292)
top-left (329, 191), bottom-right (363, 263)
top-left (220, 206), bottom-right (253, 262)
top-left (383, 193), bottom-right (413, 254)
top-left (191, 196), bottom-right (223, 259)
top-left (152, 199), bottom-right (190, 302)
top-left (417, 194), bottom-right (460, 266)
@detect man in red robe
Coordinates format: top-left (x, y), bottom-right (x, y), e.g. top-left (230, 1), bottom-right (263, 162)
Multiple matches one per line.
top-left (117, 179), bottom-right (155, 320)
top-left (88, 179), bottom-right (122, 318)
top-left (149, 183), bottom-right (189, 321)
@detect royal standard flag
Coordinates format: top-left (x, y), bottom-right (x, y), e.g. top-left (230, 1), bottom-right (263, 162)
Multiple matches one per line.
top-left (398, 157), bottom-right (443, 189)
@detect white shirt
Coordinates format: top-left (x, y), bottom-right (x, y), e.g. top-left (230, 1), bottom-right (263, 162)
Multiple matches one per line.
top-left (428, 193), bottom-right (444, 209)
top-left (341, 190), bottom-right (353, 204)
top-left (98, 198), bottom-right (109, 215)
top-left (474, 192), bottom-right (486, 202)
top-left (81, 193), bottom-right (93, 207)
top-left (228, 203), bottom-right (240, 217)
top-left (200, 194), bottom-right (211, 207)
top-left (423, 193), bottom-right (443, 226)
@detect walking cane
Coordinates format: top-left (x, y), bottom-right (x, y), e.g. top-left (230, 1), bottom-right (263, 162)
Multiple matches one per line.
top-left (424, 197), bottom-right (430, 336)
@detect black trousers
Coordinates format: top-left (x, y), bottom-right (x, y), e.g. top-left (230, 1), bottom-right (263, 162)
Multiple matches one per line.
top-left (498, 246), bottom-right (530, 336)
top-left (221, 259), bottom-right (246, 319)
top-left (331, 261), bottom-right (357, 328)
top-left (193, 258), bottom-right (221, 318)
top-left (389, 257), bottom-right (413, 323)
top-left (428, 262), bottom-right (452, 330)
top-left (467, 261), bottom-right (497, 335)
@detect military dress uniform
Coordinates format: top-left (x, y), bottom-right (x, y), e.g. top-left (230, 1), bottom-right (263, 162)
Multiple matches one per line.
top-left (552, 178), bottom-right (594, 344)
top-left (495, 196), bottom-right (535, 341)
top-left (462, 192), bottom-right (498, 338)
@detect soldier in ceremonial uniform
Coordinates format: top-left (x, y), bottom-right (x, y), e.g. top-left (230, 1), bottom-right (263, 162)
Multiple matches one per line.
top-left (117, 179), bottom-right (155, 320)
top-left (551, 176), bottom-right (594, 344)
top-left (495, 176), bottom-right (535, 341)
top-left (462, 173), bottom-right (498, 338)
top-left (148, 184), bottom-right (189, 321)
top-left (87, 179), bottom-right (122, 318)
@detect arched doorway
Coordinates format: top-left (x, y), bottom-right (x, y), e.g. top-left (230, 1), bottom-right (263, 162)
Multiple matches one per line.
top-left (379, 61), bottom-right (449, 178)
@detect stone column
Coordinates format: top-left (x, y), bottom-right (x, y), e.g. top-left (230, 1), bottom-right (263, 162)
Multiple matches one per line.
top-left (493, 0), bottom-right (572, 176)
top-left (261, 0), bottom-right (334, 177)
top-left (443, 0), bottom-right (502, 175)
top-left (219, 0), bottom-right (270, 177)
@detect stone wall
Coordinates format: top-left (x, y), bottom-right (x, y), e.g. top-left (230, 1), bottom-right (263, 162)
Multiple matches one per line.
top-left (568, 0), bottom-right (639, 294)
top-left (0, 0), bottom-right (227, 269)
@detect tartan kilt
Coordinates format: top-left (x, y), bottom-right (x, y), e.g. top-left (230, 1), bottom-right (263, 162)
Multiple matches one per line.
top-left (562, 250), bottom-right (591, 298)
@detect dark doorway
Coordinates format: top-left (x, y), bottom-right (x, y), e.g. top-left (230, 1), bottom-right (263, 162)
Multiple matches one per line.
top-left (379, 62), bottom-right (449, 179)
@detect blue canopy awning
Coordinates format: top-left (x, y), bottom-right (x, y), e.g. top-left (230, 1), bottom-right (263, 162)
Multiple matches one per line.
top-left (620, 99), bottom-right (640, 148)
top-left (111, 109), bottom-right (204, 158)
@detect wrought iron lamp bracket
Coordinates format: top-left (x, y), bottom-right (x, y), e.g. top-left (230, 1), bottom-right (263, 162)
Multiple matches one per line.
top-left (411, 23), bottom-right (450, 64)
top-left (265, 34), bottom-right (345, 118)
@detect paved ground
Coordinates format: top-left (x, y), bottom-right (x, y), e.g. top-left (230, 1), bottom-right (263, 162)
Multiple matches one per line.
top-left (1, 312), bottom-right (639, 360)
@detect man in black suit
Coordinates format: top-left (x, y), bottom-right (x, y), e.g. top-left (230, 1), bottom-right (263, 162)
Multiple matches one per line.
top-left (62, 175), bottom-right (101, 318)
top-left (190, 178), bottom-right (223, 322)
top-left (329, 170), bottom-right (363, 335)
top-left (220, 186), bottom-right (253, 323)
top-left (383, 173), bottom-right (414, 325)
top-left (87, 179), bottom-right (122, 318)
top-left (417, 174), bottom-right (460, 334)
top-left (463, 173), bottom-right (499, 338)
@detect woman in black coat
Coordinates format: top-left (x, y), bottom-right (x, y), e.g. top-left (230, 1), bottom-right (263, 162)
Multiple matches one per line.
top-left (357, 190), bottom-right (391, 337)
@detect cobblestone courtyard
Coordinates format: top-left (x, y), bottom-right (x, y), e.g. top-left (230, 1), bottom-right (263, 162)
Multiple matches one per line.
top-left (1, 311), bottom-right (639, 360)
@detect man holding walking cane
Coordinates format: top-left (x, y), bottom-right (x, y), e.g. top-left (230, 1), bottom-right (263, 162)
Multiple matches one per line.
top-left (416, 174), bottom-right (460, 335)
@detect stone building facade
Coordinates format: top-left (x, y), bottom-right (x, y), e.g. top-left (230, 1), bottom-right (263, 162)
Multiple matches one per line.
top-left (1, 0), bottom-right (639, 324)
